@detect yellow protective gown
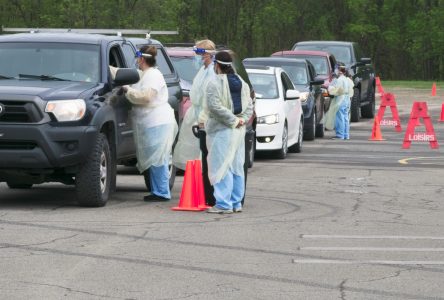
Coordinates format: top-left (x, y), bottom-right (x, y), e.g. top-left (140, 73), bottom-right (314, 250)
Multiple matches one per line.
top-left (204, 74), bottom-right (253, 185)
top-left (111, 66), bottom-right (177, 173)
top-left (324, 75), bottom-right (354, 130)
top-left (173, 64), bottom-right (216, 170)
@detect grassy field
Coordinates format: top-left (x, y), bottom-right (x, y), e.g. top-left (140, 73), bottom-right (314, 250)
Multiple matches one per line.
top-left (381, 81), bottom-right (443, 89)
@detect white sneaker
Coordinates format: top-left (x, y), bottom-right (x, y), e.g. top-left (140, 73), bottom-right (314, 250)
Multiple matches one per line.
top-left (206, 206), bottom-right (233, 214)
top-left (233, 207), bottom-right (242, 213)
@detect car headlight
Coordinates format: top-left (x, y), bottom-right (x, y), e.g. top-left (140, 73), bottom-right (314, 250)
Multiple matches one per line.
top-left (258, 114), bottom-right (279, 124)
top-left (45, 99), bottom-right (86, 122)
top-left (299, 92), bottom-right (309, 103)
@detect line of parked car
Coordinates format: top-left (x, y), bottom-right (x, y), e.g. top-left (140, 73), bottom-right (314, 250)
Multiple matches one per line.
top-left (166, 40), bottom-right (376, 160)
top-left (0, 27), bottom-right (375, 207)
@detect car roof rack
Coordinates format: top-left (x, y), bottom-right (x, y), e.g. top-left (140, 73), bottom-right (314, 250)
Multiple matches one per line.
top-left (1, 27), bottom-right (178, 39)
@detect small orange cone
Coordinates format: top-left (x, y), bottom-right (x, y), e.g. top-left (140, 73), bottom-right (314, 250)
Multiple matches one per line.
top-left (369, 116), bottom-right (385, 141)
top-left (194, 159), bottom-right (210, 209)
top-left (439, 103), bottom-right (444, 122)
top-left (432, 82), bottom-right (437, 96)
top-left (172, 160), bottom-right (202, 211)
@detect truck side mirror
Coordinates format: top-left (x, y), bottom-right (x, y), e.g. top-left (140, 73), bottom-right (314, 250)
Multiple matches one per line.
top-left (113, 68), bottom-right (140, 86)
top-left (360, 57), bottom-right (372, 65)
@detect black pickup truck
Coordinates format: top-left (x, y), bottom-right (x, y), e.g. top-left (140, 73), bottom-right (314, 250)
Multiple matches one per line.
top-left (293, 41), bottom-right (376, 122)
top-left (0, 31), bottom-right (182, 206)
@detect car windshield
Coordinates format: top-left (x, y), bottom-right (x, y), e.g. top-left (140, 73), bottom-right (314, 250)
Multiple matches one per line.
top-left (288, 55), bottom-right (329, 75)
top-left (0, 42), bottom-right (100, 82)
top-left (247, 61), bottom-right (307, 85)
top-left (296, 45), bottom-right (352, 65)
top-left (170, 56), bottom-right (201, 83)
top-left (248, 73), bottom-right (278, 99)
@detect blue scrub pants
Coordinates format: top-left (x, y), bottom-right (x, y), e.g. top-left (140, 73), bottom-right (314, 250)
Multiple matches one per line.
top-left (149, 159), bottom-right (171, 199)
top-left (213, 170), bottom-right (244, 210)
top-left (335, 98), bottom-right (350, 139)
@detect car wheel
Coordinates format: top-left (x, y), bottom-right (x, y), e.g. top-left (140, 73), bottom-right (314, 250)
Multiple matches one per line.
top-left (247, 131), bottom-right (256, 168)
top-left (6, 183), bottom-right (33, 189)
top-left (361, 85), bottom-right (376, 118)
top-left (76, 133), bottom-right (112, 207)
top-left (276, 124), bottom-right (288, 159)
top-left (289, 118), bottom-right (303, 153)
top-left (304, 109), bottom-right (316, 141)
top-left (350, 88), bottom-right (361, 122)
top-left (143, 156), bottom-right (176, 192)
top-left (315, 122), bottom-right (324, 138)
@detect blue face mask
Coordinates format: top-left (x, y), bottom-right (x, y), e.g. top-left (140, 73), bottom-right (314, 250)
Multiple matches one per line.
top-left (193, 55), bottom-right (203, 69)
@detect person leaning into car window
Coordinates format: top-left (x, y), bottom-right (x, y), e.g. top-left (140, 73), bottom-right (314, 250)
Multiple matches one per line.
top-left (110, 46), bottom-right (177, 202)
top-left (172, 39), bottom-right (217, 171)
top-left (204, 51), bottom-right (253, 214)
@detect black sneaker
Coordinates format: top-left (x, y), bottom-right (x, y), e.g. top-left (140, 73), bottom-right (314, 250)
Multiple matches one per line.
top-left (143, 194), bottom-right (170, 202)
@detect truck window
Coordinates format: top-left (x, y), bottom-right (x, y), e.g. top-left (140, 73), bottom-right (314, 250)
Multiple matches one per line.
top-left (109, 46), bottom-right (125, 68)
top-left (122, 43), bottom-right (137, 69)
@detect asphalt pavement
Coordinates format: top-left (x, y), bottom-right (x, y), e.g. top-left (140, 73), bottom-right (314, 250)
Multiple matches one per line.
top-left (1, 88), bottom-right (444, 299)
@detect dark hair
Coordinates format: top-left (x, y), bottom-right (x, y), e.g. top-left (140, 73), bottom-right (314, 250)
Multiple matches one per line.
top-left (215, 51), bottom-right (235, 74)
top-left (139, 45), bottom-right (157, 66)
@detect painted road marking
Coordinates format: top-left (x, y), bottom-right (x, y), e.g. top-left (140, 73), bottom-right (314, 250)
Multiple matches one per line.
top-left (291, 259), bottom-right (444, 265)
top-left (398, 156), bottom-right (444, 165)
top-left (302, 234), bottom-right (444, 240)
top-left (300, 247), bottom-right (444, 252)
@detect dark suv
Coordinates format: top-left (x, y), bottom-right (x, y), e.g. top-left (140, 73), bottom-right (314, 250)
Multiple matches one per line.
top-left (292, 41), bottom-right (376, 122)
top-left (0, 31), bottom-right (182, 207)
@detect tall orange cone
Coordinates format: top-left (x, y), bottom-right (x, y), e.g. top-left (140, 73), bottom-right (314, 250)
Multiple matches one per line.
top-left (172, 160), bottom-right (202, 211)
top-left (194, 159), bottom-right (210, 209)
top-left (439, 103), bottom-right (444, 122)
top-left (431, 82), bottom-right (437, 96)
top-left (369, 116), bottom-right (385, 141)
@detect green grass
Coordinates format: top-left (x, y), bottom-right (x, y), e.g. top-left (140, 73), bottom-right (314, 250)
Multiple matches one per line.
top-left (381, 81), bottom-right (443, 89)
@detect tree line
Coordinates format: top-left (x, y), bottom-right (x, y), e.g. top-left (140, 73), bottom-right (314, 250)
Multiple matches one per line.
top-left (1, 0), bottom-right (443, 80)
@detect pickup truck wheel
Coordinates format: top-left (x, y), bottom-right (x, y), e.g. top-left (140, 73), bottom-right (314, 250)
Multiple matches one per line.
top-left (75, 133), bottom-right (111, 207)
top-left (7, 183), bottom-right (33, 189)
top-left (361, 86), bottom-right (376, 118)
top-left (350, 88), bottom-right (361, 122)
top-left (143, 159), bottom-right (176, 192)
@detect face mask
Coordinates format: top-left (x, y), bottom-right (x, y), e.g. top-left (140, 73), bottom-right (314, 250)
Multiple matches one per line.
top-left (193, 55), bottom-right (203, 69)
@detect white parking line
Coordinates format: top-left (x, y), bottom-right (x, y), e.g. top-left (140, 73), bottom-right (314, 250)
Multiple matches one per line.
top-left (291, 259), bottom-right (444, 265)
top-left (300, 247), bottom-right (444, 252)
top-left (302, 234), bottom-right (444, 240)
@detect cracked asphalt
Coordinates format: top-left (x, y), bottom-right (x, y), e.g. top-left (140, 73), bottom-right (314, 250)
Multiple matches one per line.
top-left (1, 88), bottom-right (444, 299)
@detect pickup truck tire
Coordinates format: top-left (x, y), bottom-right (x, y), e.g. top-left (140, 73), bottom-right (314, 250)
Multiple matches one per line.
top-left (143, 163), bottom-right (176, 192)
top-left (361, 86), bottom-right (376, 118)
top-left (315, 123), bottom-right (324, 138)
top-left (75, 133), bottom-right (111, 207)
top-left (7, 183), bottom-right (33, 189)
top-left (350, 88), bottom-right (361, 122)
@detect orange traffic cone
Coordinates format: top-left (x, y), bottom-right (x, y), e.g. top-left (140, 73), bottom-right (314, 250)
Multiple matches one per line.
top-left (439, 103), bottom-right (444, 122)
top-left (369, 116), bottom-right (385, 141)
top-left (172, 160), bottom-right (202, 211)
top-left (194, 160), bottom-right (210, 209)
top-left (431, 82), bottom-right (437, 96)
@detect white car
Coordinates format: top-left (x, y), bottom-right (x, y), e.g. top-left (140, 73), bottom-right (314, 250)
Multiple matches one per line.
top-left (246, 66), bottom-right (304, 159)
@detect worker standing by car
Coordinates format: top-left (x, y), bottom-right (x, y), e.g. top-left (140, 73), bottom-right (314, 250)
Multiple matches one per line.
top-left (111, 46), bottom-right (177, 201)
top-left (326, 64), bottom-right (352, 140)
top-left (205, 51), bottom-right (253, 214)
top-left (173, 39), bottom-right (217, 171)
